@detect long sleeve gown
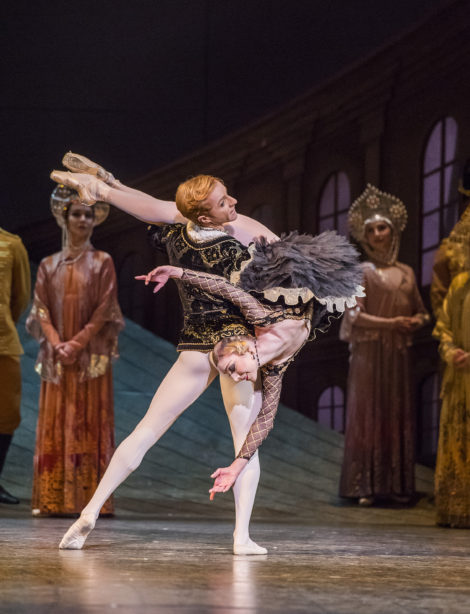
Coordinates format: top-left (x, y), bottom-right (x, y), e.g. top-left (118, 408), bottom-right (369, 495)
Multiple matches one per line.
top-left (339, 262), bottom-right (428, 500)
top-left (26, 246), bottom-right (124, 515)
top-left (432, 272), bottom-right (470, 527)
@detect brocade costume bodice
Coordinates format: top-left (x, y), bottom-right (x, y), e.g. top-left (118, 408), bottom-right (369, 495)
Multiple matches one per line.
top-left (150, 223), bottom-right (253, 351)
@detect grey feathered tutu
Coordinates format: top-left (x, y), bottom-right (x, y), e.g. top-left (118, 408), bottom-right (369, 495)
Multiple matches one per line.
top-left (231, 230), bottom-right (365, 315)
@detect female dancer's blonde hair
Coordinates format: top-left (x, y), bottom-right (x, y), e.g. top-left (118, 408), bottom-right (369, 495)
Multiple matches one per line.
top-left (212, 335), bottom-right (253, 366)
top-left (175, 174), bottom-right (224, 224)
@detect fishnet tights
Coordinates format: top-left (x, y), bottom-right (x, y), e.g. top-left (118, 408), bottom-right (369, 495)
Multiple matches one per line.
top-left (237, 369), bottom-right (284, 459)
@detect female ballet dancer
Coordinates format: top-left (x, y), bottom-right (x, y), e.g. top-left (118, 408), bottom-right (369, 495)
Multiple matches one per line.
top-left (53, 155), bottom-right (278, 555)
top-left (137, 229), bottom-right (364, 497)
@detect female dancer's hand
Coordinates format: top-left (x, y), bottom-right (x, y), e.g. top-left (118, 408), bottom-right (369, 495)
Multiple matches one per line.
top-left (55, 341), bottom-right (80, 365)
top-left (209, 458), bottom-right (248, 500)
top-left (453, 348), bottom-right (470, 369)
top-left (135, 265), bottom-right (183, 293)
top-left (390, 316), bottom-right (416, 333)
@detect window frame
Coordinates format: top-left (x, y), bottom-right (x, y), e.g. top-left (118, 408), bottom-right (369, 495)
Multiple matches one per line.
top-left (419, 117), bottom-right (459, 286)
top-left (317, 171), bottom-right (350, 236)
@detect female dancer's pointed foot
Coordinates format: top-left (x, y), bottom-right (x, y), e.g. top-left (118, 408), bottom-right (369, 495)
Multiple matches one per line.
top-left (233, 539), bottom-right (267, 555)
top-left (59, 513), bottom-right (96, 550)
top-left (50, 170), bottom-right (109, 206)
top-left (62, 152), bottom-right (118, 185)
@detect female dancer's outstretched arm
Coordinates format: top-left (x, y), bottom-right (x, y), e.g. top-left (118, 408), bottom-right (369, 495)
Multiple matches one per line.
top-left (138, 266), bottom-right (280, 325)
top-left (209, 368), bottom-right (284, 498)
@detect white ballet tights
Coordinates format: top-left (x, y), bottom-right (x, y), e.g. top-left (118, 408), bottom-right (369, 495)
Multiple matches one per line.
top-left (218, 375), bottom-right (266, 554)
top-left (60, 351), bottom-right (264, 553)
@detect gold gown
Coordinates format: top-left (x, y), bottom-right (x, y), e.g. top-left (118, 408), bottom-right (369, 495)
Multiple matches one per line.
top-left (433, 272), bottom-right (470, 527)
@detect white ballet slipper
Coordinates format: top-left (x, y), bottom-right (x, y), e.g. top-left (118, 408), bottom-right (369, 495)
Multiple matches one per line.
top-left (59, 513), bottom-right (96, 550)
top-left (233, 539), bottom-right (267, 555)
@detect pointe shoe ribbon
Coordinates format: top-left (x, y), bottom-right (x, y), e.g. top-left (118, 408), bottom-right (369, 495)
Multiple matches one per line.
top-left (62, 152), bottom-right (117, 186)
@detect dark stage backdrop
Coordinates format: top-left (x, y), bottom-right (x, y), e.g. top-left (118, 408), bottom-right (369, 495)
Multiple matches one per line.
top-left (2, 0), bottom-right (448, 233)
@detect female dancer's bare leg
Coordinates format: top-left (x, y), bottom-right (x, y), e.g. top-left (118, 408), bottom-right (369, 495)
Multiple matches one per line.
top-left (59, 351), bottom-right (217, 549)
top-left (219, 375), bottom-right (267, 555)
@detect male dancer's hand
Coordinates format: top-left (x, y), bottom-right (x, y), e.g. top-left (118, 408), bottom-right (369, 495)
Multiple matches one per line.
top-left (209, 458), bottom-right (248, 500)
top-left (135, 265), bottom-right (183, 293)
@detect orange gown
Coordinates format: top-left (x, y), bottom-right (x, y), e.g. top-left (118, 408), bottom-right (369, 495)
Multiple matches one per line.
top-left (26, 246), bottom-right (124, 515)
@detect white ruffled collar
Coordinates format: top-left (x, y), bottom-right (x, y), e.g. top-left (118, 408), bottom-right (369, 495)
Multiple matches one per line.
top-left (186, 221), bottom-right (228, 243)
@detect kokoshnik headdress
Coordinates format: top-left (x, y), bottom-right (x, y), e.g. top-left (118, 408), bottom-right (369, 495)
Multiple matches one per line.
top-left (50, 184), bottom-right (109, 229)
top-left (348, 184), bottom-right (408, 266)
top-left (50, 184), bottom-right (110, 254)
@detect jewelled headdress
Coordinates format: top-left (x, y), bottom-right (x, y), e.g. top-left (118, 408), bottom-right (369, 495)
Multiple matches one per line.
top-left (349, 184), bottom-right (407, 242)
top-left (50, 184), bottom-right (109, 229)
top-left (348, 184), bottom-right (407, 266)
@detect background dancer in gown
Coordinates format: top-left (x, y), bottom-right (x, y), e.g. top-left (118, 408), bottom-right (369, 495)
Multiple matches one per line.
top-left (432, 201), bottom-right (470, 527)
top-left (136, 233), bottom-right (364, 496)
top-left (52, 154), bottom-right (278, 555)
top-left (26, 188), bottom-right (124, 516)
top-left (338, 185), bottom-right (429, 506)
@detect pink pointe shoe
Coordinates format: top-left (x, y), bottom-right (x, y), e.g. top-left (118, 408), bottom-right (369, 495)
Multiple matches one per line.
top-left (50, 170), bottom-right (110, 206)
top-left (62, 152), bottom-right (118, 186)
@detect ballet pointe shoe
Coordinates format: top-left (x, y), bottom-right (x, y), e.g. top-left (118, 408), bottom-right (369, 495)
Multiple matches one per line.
top-left (50, 170), bottom-right (109, 206)
top-left (62, 152), bottom-right (118, 186)
top-left (59, 512), bottom-right (97, 550)
top-left (233, 539), bottom-right (267, 555)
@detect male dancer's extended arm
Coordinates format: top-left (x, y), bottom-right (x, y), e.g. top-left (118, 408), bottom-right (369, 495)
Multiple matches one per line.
top-left (101, 184), bottom-right (279, 243)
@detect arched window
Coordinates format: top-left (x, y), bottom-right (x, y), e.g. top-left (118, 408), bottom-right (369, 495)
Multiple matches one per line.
top-left (317, 385), bottom-right (345, 433)
top-left (420, 117), bottom-right (459, 285)
top-left (318, 172), bottom-right (350, 236)
top-left (417, 372), bottom-right (441, 465)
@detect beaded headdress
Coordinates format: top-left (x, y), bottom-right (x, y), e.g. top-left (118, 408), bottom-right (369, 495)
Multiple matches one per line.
top-left (348, 184), bottom-right (407, 266)
top-left (50, 184), bottom-right (109, 229)
top-left (348, 184), bottom-right (407, 242)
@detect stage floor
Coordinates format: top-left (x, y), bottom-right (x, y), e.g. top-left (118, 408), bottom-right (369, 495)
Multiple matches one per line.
top-left (1, 507), bottom-right (470, 614)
